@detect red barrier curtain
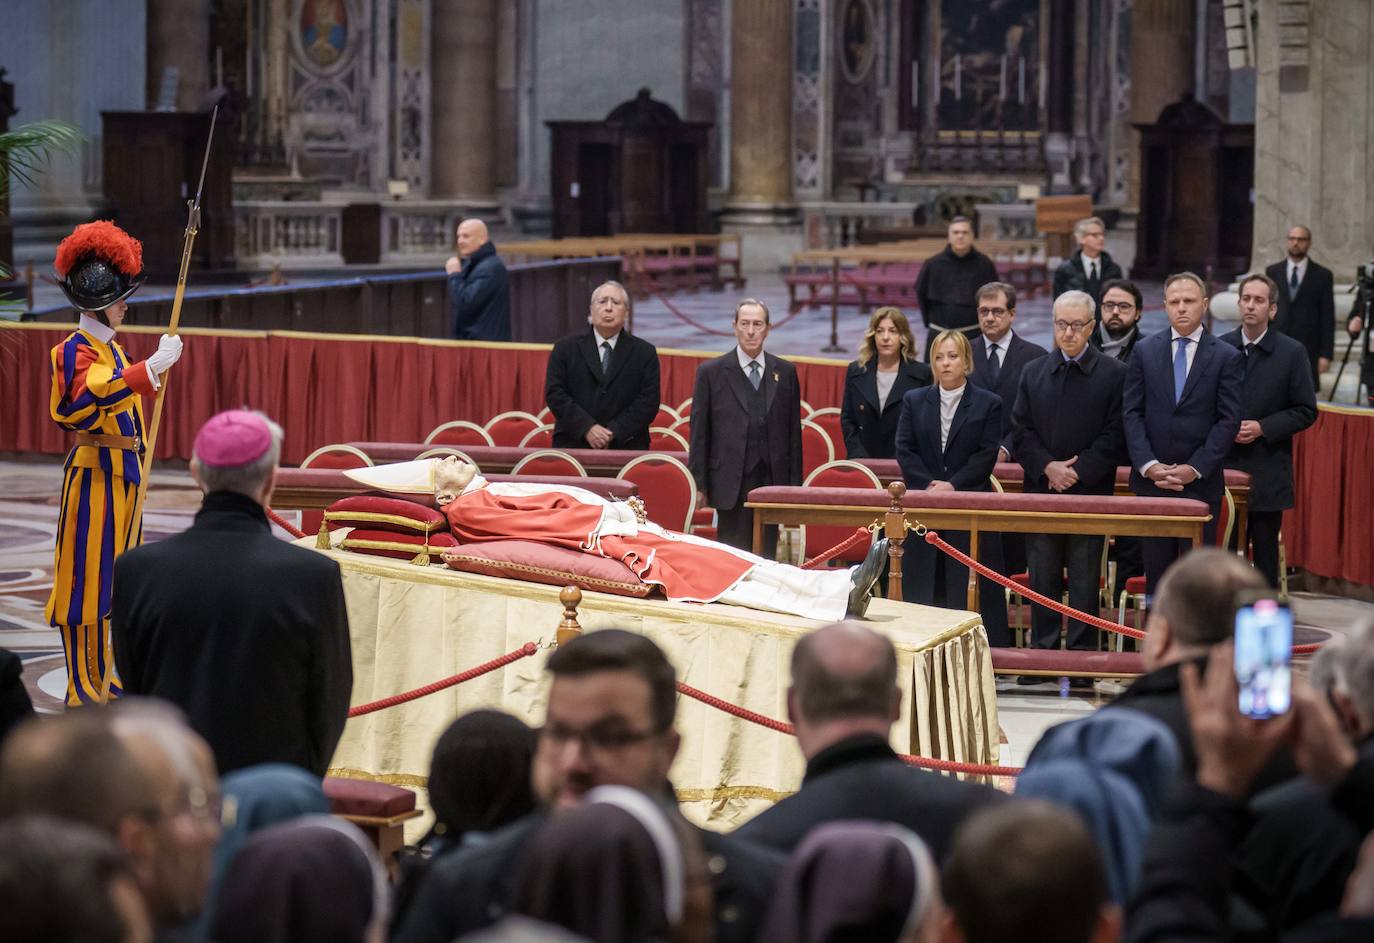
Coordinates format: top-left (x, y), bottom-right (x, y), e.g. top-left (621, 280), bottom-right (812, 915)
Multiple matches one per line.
top-left (1284, 404), bottom-right (1374, 587)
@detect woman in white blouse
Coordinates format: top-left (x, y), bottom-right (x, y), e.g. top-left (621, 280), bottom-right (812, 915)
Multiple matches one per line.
top-left (893, 330), bottom-right (1010, 644)
top-left (839, 307), bottom-right (932, 459)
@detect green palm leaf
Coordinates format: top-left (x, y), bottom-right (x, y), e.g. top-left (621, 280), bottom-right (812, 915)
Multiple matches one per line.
top-left (0, 120), bottom-right (85, 201)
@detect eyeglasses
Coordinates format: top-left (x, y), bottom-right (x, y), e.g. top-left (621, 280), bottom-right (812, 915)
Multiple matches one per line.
top-left (1101, 301), bottom-right (1135, 313)
top-left (976, 307), bottom-right (1009, 318)
top-left (1053, 320), bottom-right (1094, 334)
top-left (539, 722), bottom-right (662, 757)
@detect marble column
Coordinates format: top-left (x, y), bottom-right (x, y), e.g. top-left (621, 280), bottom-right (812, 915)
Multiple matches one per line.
top-left (1124, 0), bottom-right (1195, 210)
top-left (146, 0), bottom-right (211, 110)
top-left (1252, 0), bottom-right (1374, 275)
top-left (722, 0), bottom-right (796, 223)
top-left (264, 0), bottom-right (290, 158)
top-left (431, 0), bottom-right (499, 205)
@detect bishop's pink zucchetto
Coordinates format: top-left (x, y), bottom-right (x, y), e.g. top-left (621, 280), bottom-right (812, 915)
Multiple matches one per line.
top-left (193, 410), bottom-right (273, 467)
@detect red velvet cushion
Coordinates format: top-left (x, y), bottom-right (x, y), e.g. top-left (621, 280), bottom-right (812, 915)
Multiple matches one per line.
top-left (340, 529), bottom-right (459, 562)
top-left (324, 495), bottom-right (448, 534)
top-left (990, 648), bottom-right (1144, 675)
top-left (441, 540), bottom-right (653, 598)
top-left (323, 777), bottom-right (416, 818)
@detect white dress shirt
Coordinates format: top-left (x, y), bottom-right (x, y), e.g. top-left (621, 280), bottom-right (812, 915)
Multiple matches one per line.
top-left (1288, 258), bottom-right (1308, 290)
top-left (735, 346), bottom-right (765, 377)
top-left (982, 332), bottom-right (1012, 370)
top-left (938, 383), bottom-right (964, 451)
top-left (1081, 253), bottom-right (1101, 281)
top-left (1140, 324), bottom-right (1207, 478)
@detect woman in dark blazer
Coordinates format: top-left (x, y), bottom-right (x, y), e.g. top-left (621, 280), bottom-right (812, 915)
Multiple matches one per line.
top-left (840, 306), bottom-right (933, 458)
top-left (895, 329), bottom-right (1010, 646)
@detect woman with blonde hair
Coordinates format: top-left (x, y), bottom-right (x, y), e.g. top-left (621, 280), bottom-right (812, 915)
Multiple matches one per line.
top-left (893, 329), bottom-right (1010, 645)
top-left (840, 307), bottom-right (932, 458)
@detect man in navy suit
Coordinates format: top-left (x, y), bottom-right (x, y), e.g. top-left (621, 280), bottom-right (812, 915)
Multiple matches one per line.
top-left (1012, 290), bottom-right (1127, 655)
top-left (1123, 272), bottom-right (1244, 594)
top-left (1221, 273), bottom-right (1317, 587)
top-left (689, 299), bottom-right (803, 557)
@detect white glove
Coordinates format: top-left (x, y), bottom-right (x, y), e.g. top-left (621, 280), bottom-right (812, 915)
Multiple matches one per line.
top-left (146, 334), bottom-right (184, 375)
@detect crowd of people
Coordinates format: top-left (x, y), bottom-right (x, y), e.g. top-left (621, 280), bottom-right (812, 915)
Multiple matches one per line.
top-left (3, 562), bottom-right (1373, 942)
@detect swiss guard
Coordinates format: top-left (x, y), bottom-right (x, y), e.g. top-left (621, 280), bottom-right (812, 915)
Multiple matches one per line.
top-left (47, 221), bottom-right (184, 706)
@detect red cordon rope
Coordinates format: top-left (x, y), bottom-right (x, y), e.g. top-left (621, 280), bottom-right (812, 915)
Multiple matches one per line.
top-left (921, 529), bottom-right (1324, 655)
top-left (347, 642), bottom-right (539, 717)
top-left (675, 681), bottom-right (1022, 777)
top-left (267, 507), bottom-right (307, 540)
top-left (648, 287), bottom-right (807, 336)
top-left (800, 527), bottom-right (873, 570)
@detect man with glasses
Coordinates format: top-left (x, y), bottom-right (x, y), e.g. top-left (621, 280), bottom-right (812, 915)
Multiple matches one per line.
top-left (1011, 291), bottom-right (1128, 668)
top-left (395, 629), bottom-right (784, 943)
top-left (1265, 225), bottom-right (1335, 389)
top-left (1091, 279), bottom-right (1148, 363)
top-left (1052, 216), bottom-right (1122, 304)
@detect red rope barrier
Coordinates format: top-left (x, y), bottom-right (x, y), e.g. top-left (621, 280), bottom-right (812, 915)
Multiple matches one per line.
top-left (648, 287), bottom-right (807, 336)
top-left (267, 507), bottom-right (307, 540)
top-left (800, 527), bottom-right (873, 570)
top-left (675, 680), bottom-right (1021, 777)
top-left (348, 642), bottom-right (539, 717)
top-left (922, 529), bottom-right (1324, 656)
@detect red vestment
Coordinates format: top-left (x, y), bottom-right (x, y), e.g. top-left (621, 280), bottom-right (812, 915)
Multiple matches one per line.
top-left (444, 487), bottom-right (755, 602)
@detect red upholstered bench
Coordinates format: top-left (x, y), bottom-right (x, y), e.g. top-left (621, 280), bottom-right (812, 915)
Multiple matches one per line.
top-left (989, 647), bottom-right (1143, 679)
top-left (854, 461), bottom-right (1252, 497)
top-left (322, 776), bottom-right (421, 866)
top-left (746, 485), bottom-right (1209, 519)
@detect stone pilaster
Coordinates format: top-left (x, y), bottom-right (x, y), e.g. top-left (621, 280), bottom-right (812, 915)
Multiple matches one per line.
top-left (431, 0), bottom-right (499, 205)
top-left (1125, 0), bottom-right (1195, 210)
top-left (722, 0), bottom-right (796, 223)
top-left (146, 0), bottom-right (210, 110)
top-left (1252, 0), bottom-right (1374, 275)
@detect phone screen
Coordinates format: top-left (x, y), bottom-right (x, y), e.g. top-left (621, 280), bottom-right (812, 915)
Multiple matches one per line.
top-left (1234, 597), bottom-right (1293, 719)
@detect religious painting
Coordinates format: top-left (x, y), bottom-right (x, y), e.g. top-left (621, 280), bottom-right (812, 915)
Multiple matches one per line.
top-left (301, 0), bottom-right (349, 69)
top-left (840, 0), bottom-right (875, 84)
top-left (936, 0), bottom-right (1040, 132)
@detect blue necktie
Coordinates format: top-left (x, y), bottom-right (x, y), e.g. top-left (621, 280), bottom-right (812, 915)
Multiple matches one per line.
top-left (1173, 337), bottom-right (1190, 402)
top-left (1290, 266), bottom-right (1300, 299)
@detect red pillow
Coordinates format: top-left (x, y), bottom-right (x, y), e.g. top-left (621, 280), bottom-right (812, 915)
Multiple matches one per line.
top-left (322, 777), bottom-right (416, 818)
top-left (340, 529), bottom-right (459, 564)
top-left (324, 495), bottom-right (448, 535)
top-left (441, 540), bottom-right (653, 598)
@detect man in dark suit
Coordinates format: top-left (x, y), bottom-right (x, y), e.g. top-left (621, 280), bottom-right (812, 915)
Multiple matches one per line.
top-left (112, 410), bottom-right (352, 777)
top-left (394, 630), bottom-right (784, 943)
top-left (1090, 278), bottom-right (1148, 363)
top-left (966, 280), bottom-right (1047, 586)
top-left (735, 622), bottom-right (1002, 859)
top-left (688, 299), bottom-right (802, 557)
top-left (544, 281), bottom-right (661, 450)
top-left (1123, 272), bottom-right (1244, 593)
top-left (1266, 225), bottom-right (1335, 389)
top-left (1012, 290), bottom-right (1127, 656)
top-left (1221, 273), bottom-right (1318, 588)
top-left (1051, 216), bottom-right (1123, 303)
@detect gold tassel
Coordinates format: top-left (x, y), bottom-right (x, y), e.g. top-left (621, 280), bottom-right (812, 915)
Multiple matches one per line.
top-left (410, 549), bottom-right (430, 566)
top-left (317, 521), bottom-right (331, 549)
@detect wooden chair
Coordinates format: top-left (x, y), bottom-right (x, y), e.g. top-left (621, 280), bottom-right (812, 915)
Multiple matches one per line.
top-left (618, 454), bottom-right (697, 532)
top-left (648, 426), bottom-right (690, 452)
top-left (485, 410), bottom-right (544, 447)
top-left (800, 418), bottom-right (836, 479)
top-left (535, 405), bottom-right (553, 423)
top-left (519, 424), bottom-right (555, 449)
top-left (807, 407), bottom-right (845, 459)
top-left (424, 420), bottom-right (495, 447)
top-left (667, 415), bottom-right (691, 442)
top-left (676, 396), bottom-right (693, 418)
top-left (511, 450), bottom-right (588, 477)
top-left (415, 447), bottom-right (479, 471)
top-left (653, 404), bottom-right (681, 429)
top-left (798, 461), bottom-right (883, 565)
top-left (800, 399), bottom-right (815, 417)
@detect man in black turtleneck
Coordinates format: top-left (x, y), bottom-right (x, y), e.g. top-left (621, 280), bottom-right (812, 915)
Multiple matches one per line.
top-left (112, 409), bottom-right (352, 777)
top-left (914, 216), bottom-right (1000, 337)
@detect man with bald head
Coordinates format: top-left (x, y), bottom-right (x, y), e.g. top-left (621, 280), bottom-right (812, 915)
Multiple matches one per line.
top-left (734, 622), bottom-right (1001, 858)
top-left (445, 217), bottom-right (510, 341)
top-left (1265, 225), bottom-right (1335, 388)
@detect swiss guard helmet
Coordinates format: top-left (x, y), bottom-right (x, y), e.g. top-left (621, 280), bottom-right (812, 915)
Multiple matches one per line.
top-left (54, 220), bottom-right (146, 313)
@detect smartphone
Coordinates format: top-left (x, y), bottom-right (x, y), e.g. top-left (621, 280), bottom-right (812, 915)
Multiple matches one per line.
top-left (1233, 592), bottom-right (1293, 719)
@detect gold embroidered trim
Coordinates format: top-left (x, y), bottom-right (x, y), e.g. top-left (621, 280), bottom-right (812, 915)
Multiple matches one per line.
top-left (341, 537), bottom-right (447, 559)
top-left (327, 767), bottom-right (429, 789)
top-left (324, 510), bottom-right (445, 533)
top-left (676, 785), bottom-right (793, 803)
top-left (440, 554), bottom-right (653, 596)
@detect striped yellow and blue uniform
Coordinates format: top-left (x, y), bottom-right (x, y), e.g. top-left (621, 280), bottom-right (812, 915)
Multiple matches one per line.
top-left (46, 328), bottom-right (155, 706)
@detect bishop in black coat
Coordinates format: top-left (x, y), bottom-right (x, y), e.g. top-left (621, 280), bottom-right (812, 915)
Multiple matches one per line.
top-left (112, 491), bottom-right (352, 777)
top-left (544, 327), bottom-right (661, 451)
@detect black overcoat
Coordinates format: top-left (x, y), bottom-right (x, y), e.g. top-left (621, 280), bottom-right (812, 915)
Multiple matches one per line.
top-left (544, 328), bottom-right (661, 450)
top-left (838, 358), bottom-right (932, 459)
